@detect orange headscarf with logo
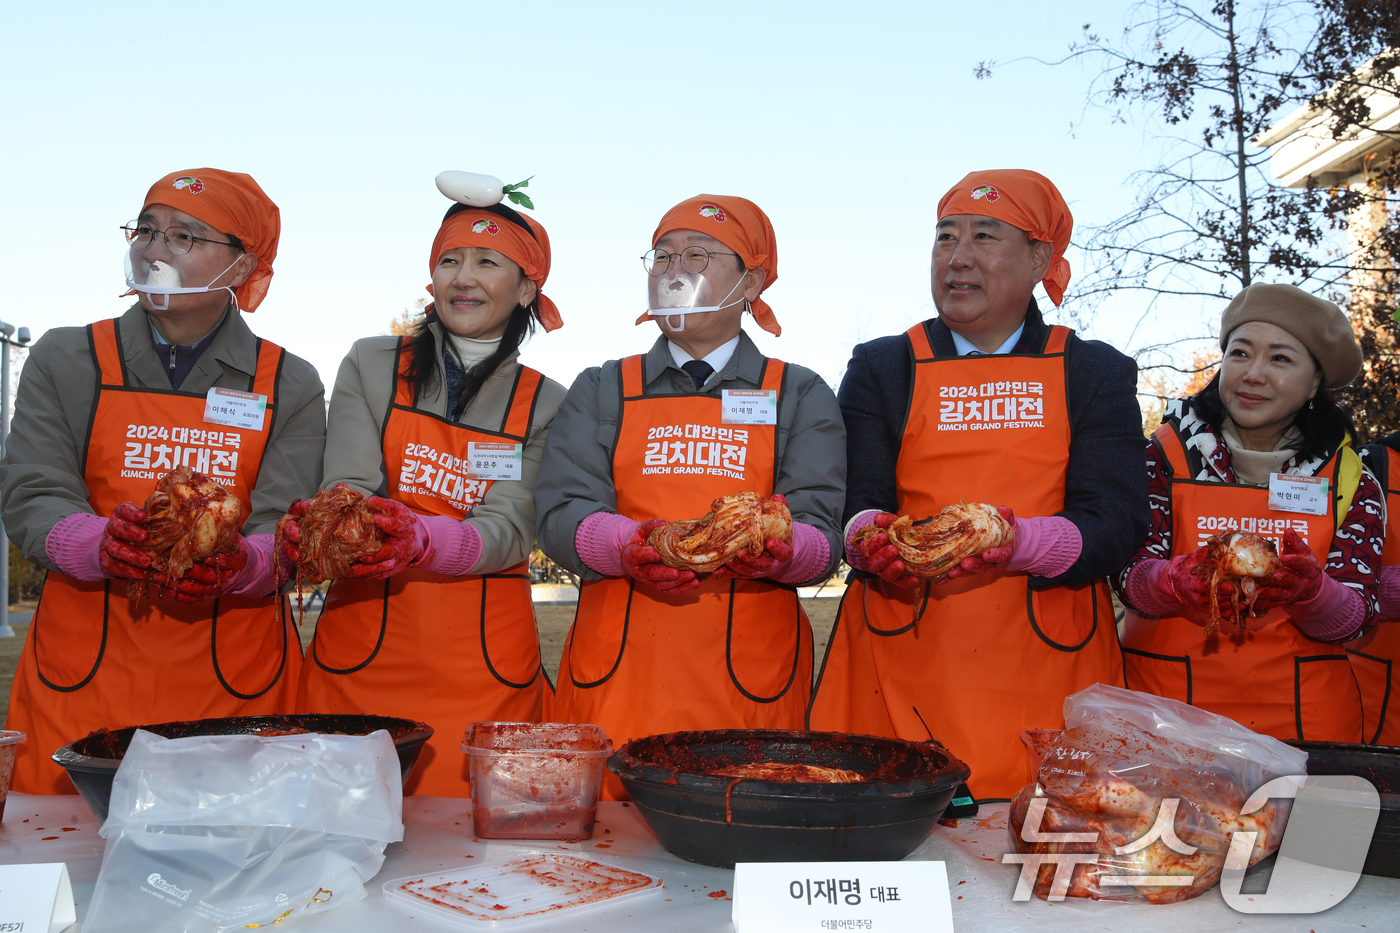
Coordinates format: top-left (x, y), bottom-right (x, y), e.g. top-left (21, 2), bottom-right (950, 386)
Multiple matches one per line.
top-left (936, 169), bottom-right (1073, 306)
top-left (428, 207), bottom-right (562, 332)
top-left (638, 194), bottom-right (782, 336)
top-left (142, 169), bottom-right (280, 312)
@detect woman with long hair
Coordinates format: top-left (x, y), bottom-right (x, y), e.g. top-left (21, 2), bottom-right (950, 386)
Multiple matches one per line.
top-left (1116, 283), bottom-right (1383, 742)
top-left (284, 173), bottom-right (565, 796)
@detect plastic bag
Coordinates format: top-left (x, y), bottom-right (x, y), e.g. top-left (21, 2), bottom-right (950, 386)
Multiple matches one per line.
top-left (1008, 683), bottom-right (1307, 904)
top-left (85, 729), bottom-right (404, 932)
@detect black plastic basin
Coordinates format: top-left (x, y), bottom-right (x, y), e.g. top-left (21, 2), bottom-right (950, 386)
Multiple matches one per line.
top-left (608, 729), bottom-right (970, 868)
top-left (52, 713), bottom-right (434, 823)
top-left (1292, 740), bottom-right (1400, 878)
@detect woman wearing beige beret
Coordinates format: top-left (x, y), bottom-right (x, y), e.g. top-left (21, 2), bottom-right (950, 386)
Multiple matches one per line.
top-left (1114, 283), bottom-right (1383, 742)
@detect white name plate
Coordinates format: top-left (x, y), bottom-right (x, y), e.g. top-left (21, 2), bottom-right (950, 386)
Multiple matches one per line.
top-left (0, 862), bottom-right (76, 932)
top-left (733, 861), bottom-right (953, 933)
top-left (203, 386), bottom-right (267, 431)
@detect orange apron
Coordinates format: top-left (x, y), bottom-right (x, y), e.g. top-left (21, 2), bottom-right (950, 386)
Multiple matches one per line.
top-left (297, 340), bottom-right (550, 797)
top-left (1348, 443), bottom-right (1400, 745)
top-left (808, 323), bottom-right (1123, 800)
top-left (1121, 423), bottom-right (1363, 742)
top-left (554, 354), bottom-right (813, 799)
top-left (7, 318), bottom-right (299, 794)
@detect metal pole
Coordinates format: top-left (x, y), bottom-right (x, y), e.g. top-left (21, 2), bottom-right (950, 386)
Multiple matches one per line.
top-left (0, 336), bottom-right (12, 637)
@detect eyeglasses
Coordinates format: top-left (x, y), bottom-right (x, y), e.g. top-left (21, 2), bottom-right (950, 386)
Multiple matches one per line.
top-left (641, 246), bottom-right (741, 276)
top-left (121, 222), bottom-right (238, 255)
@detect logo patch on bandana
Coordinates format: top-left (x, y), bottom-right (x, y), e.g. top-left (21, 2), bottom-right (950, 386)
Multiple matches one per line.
top-left (699, 204), bottom-right (728, 223)
top-left (172, 176), bottom-right (206, 194)
top-left (471, 219), bottom-right (501, 236)
top-left (970, 184), bottom-right (999, 202)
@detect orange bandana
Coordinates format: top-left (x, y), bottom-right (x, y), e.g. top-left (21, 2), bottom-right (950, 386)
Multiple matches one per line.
top-left (637, 194), bottom-right (781, 336)
top-left (428, 209), bottom-right (561, 332)
top-left (937, 169), bottom-right (1073, 306)
top-left (142, 169), bottom-right (280, 312)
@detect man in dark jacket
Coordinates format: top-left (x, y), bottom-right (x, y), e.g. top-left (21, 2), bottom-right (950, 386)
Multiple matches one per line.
top-left (808, 169), bottom-right (1148, 800)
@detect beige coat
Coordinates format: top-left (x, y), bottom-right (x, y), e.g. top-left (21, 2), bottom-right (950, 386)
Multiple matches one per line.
top-left (322, 322), bottom-right (565, 574)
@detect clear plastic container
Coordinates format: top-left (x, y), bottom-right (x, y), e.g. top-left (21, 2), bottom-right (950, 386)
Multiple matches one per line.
top-left (0, 730), bottom-right (26, 821)
top-left (463, 722), bottom-right (612, 841)
top-left (382, 852), bottom-right (662, 928)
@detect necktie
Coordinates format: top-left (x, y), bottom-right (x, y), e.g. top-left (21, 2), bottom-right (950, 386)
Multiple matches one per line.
top-left (682, 359), bottom-right (714, 390)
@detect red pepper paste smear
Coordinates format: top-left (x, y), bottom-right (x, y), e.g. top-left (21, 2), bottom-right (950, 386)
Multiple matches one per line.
top-left (708, 890), bottom-right (729, 899)
top-left (396, 854), bottom-right (657, 921)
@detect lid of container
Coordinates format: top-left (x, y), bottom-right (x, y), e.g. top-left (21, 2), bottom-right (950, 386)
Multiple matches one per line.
top-left (0, 731), bottom-right (26, 747)
top-left (462, 722), bottom-right (612, 754)
top-left (382, 853), bottom-right (662, 929)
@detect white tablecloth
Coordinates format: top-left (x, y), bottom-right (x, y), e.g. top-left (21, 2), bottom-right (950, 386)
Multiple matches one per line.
top-left (0, 793), bottom-right (1394, 931)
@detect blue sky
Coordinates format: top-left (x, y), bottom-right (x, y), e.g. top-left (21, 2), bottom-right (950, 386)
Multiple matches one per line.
top-left (3, 1), bottom-right (1226, 394)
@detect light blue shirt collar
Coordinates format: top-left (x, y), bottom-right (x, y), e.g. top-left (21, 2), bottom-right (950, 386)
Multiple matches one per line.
top-left (950, 322), bottom-right (1025, 356)
top-left (667, 334), bottom-right (741, 374)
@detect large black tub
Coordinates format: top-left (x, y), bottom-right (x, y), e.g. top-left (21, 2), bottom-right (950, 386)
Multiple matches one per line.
top-left (1293, 740), bottom-right (1400, 878)
top-left (53, 713), bottom-right (433, 823)
top-left (608, 729), bottom-right (970, 868)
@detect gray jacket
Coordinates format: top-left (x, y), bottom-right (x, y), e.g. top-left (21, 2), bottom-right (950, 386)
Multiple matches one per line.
top-left (535, 331), bottom-right (846, 585)
top-left (322, 322), bottom-right (566, 574)
top-left (0, 304), bottom-right (326, 569)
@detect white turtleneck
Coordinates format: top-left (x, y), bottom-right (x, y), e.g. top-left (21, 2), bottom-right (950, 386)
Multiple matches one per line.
top-left (444, 331), bottom-right (503, 366)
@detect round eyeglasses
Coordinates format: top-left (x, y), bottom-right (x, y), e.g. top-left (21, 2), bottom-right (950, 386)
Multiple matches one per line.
top-left (641, 246), bottom-right (741, 276)
top-left (121, 222), bottom-right (238, 255)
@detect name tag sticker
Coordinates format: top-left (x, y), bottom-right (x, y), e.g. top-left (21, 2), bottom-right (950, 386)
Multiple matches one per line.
top-left (467, 442), bottom-right (523, 482)
top-left (203, 387), bottom-right (267, 431)
top-left (722, 389), bottom-right (778, 425)
top-left (0, 862), bottom-right (77, 932)
top-left (732, 861), bottom-right (952, 933)
top-left (1267, 472), bottom-right (1329, 516)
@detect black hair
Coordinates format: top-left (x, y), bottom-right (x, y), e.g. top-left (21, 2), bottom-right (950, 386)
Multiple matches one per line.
top-left (401, 202), bottom-right (541, 418)
top-left (1191, 367), bottom-right (1356, 465)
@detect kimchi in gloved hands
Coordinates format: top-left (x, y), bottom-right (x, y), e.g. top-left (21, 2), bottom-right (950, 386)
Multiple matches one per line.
top-left (711, 493), bottom-right (794, 579)
top-left (851, 501), bottom-right (1013, 583)
top-left (648, 492), bottom-right (793, 575)
top-left (275, 484), bottom-right (385, 587)
top-left (1183, 532), bottom-right (1282, 636)
top-left (148, 540), bottom-right (250, 603)
top-left (848, 512), bottom-right (921, 588)
top-left (622, 518), bottom-right (699, 593)
top-left (938, 505), bottom-right (1018, 583)
top-left (111, 466), bottom-right (246, 604)
top-left (347, 497), bottom-right (429, 579)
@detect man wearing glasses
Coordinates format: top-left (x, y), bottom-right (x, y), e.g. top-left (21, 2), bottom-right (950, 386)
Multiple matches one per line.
top-left (0, 168), bottom-right (325, 793)
top-left (535, 195), bottom-right (845, 795)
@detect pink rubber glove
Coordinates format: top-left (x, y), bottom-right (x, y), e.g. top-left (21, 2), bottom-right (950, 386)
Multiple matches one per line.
top-left (1380, 564), bottom-right (1400, 620)
top-left (98, 500), bottom-right (153, 581)
top-left (1004, 515), bottom-right (1082, 577)
top-left (939, 506), bottom-right (1018, 584)
top-left (349, 497), bottom-right (428, 579)
top-left (1285, 574), bottom-right (1366, 643)
top-left (621, 518), bottom-right (699, 593)
top-left (45, 512), bottom-right (108, 581)
top-left (575, 511), bottom-right (641, 577)
top-left (846, 511), bottom-right (920, 589)
top-left (411, 515), bottom-right (484, 576)
top-left (714, 521), bottom-right (832, 585)
top-left (1251, 530), bottom-right (1324, 614)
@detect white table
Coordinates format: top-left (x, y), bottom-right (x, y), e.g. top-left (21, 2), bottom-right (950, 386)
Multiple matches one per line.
top-left (1, 793), bottom-right (1395, 931)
